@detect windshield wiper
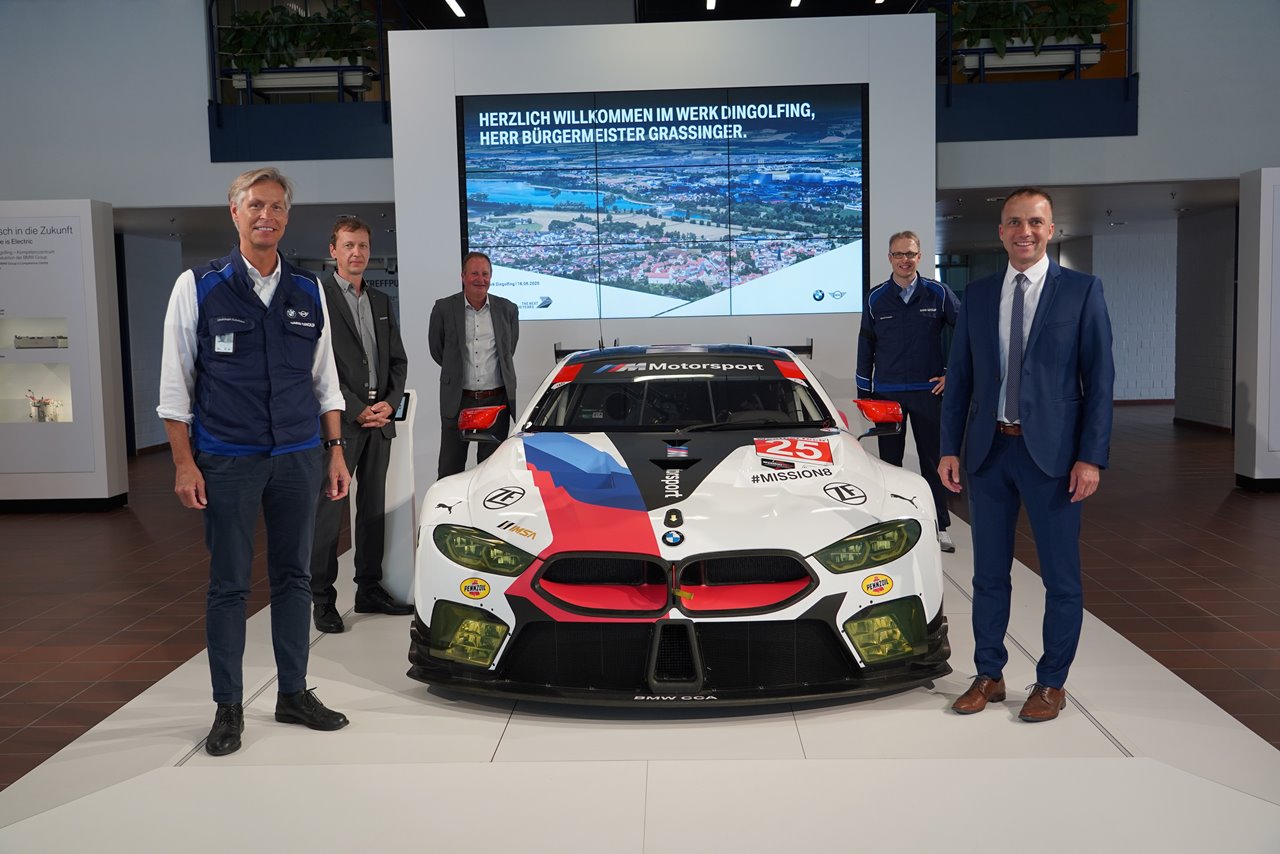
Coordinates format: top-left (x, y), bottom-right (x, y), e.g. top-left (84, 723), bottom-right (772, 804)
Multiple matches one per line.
top-left (683, 418), bottom-right (834, 433)
top-left (682, 418), bottom-right (789, 432)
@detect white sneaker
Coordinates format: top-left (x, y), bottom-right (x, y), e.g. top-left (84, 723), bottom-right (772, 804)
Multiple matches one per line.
top-left (938, 530), bottom-right (956, 553)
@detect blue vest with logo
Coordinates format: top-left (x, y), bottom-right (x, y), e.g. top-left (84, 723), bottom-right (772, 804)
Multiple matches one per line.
top-left (190, 250), bottom-right (325, 455)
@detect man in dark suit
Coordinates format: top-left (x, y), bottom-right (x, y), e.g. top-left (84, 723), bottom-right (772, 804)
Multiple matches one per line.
top-left (428, 251), bottom-right (520, 479)
top-left (310, 216), bottom-right (410, 633)
top-left (939, 188), bottom-right (1114, 723)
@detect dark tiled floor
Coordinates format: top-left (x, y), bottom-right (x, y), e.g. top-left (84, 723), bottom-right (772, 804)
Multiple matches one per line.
top-left (0, 449), bottom-right (346, 791)
top-left (1, 404), bottom-right (1278, 792)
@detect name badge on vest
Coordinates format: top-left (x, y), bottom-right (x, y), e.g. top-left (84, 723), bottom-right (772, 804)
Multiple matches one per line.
top-left (214, 333), bottom-right (235, 354)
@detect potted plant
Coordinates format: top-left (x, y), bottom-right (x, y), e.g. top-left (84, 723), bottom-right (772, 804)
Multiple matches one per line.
top-left (26, 389), bottom-right (63, 423)
top-left (220, 1), bottom-right (377, 92)
top-left (947, 0), bottom-right (1115, 73)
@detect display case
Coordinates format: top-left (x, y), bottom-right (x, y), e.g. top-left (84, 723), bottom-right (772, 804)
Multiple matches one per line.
top-left (0, 200), bottom-right (127, 506)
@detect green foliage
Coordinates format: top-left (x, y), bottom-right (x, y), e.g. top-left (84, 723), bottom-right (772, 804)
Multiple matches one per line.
top-left (949, 0), bottom-right (1115, 56)
top-left (220, 2), bottom-right (377, 74)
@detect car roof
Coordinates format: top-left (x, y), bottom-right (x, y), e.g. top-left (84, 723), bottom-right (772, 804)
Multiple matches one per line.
top-left (564, 343), bottom-right (793, 365)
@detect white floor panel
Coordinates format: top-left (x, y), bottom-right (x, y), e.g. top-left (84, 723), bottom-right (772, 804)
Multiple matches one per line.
top-left (495, 701), bottom-right (805, 762)
top-left (186, 614), bottom-right (516, 767)
top-left (0, 762), bottom-right (649, 854)
top-left (4, 531), bottom-right (1280, 851)
top-left (642, 758), bottom-right (1280, 853)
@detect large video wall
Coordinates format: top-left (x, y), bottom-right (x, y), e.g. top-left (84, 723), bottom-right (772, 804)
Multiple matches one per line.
top-left (459, 84), bottom-right (866, 319)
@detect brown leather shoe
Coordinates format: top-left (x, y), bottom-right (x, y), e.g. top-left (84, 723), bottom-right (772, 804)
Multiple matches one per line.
top-left (951, 675), bottom-right (1006, 714)
top-left (1019, 684), bottom-right (1067, 722)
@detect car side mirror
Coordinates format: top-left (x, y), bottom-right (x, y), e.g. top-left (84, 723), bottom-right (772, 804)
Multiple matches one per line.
top-left (458, 405), bottom-right (507, 443)
top-left (852, 399), bottom-right (903, 440)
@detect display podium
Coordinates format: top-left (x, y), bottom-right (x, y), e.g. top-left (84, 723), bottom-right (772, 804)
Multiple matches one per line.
top-left (0, 200), bottom-right (127, 507)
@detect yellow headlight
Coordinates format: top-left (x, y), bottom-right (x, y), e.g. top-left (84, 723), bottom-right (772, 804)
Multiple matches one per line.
top-left (813, 519), bottom-right (922, 574)
top-left (428, 601), bottom-right (510, 667)
top-left (433, 524), bottom-right (535, 576)
top-left (843, 597), bottom-right (927, 664)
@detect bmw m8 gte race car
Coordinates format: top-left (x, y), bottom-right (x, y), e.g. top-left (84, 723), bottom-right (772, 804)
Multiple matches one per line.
top-left (408, 344), bottom-right (950, 706)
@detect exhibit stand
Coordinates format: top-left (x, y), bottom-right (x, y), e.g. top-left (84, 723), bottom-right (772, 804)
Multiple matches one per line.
top-left (0, 200), bottom-right (127, 507)
top-left (354, 388), bottom-right (417, 603)
top-left (1236, 168), bottom-right (1280, 490)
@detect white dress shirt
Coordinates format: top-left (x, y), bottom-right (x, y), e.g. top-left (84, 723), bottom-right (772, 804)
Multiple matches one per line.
top-left (463, 297), bottom-right (502, 391)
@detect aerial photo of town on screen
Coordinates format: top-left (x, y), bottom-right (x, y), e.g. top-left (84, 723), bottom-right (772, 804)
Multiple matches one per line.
top-left (459, 83), bottom-right (865, 319)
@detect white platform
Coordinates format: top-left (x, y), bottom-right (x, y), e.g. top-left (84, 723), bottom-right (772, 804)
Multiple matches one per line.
top-left (2, 522), bottom-right (1279, 852)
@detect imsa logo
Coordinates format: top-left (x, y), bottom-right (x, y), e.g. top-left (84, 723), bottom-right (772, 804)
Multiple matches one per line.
top-left (862, 574), bottom-right (893, 596)
top-left (460, 577), bottom-right (490, 600)
top-left (497, 520), bottom-right (537, 540)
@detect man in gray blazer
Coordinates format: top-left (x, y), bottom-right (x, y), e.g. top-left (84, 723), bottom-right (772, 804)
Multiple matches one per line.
top-left (428, 251), bottom-right (520, 479)
top-left (311, 216), bottom-right (410, 633)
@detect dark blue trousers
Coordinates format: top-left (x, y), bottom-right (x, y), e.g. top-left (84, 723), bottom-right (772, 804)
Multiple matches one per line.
top-left (311, 428), bottom-right (391, 608)
top-left (966, 433), bottom-right (1083, 689)
top-left (875, 388), bottom-right (951, 530)
top-left (199, 448), bottom-right (324, 704)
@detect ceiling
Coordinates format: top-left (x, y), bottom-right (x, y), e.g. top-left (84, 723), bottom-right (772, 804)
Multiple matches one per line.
top-left (113, 1), bottom-right (1242, 264)
top-left (936, 178), bottom-right (1240, 254)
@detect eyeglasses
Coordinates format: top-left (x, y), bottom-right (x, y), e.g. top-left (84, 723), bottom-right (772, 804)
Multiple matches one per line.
top-left (889, 251), bottom-right (920, 260)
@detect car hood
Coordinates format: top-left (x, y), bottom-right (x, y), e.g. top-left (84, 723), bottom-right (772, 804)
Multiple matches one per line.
top-left (428, 429), bottom-right (920, 558)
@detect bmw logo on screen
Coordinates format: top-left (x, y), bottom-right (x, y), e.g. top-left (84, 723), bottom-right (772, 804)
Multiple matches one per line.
top-left (661, 531), bottom-right (685, 547)
top-left (812, 290), bottom-right (825, 302)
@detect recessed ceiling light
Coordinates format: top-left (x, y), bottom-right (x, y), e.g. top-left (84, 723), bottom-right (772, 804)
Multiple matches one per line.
top-left (444, 0), bottom-right (465, 17)
top-left (985, 196), bottom-right (1007, 203)
top-left (1175, 207), bottom-right (1190, 213)
top-left (1109, 221), bottom-right (1127, 227)
top-left (790, 0), bottom-right (802, 7)
top-left (706, 0), bottom-right (715, 8)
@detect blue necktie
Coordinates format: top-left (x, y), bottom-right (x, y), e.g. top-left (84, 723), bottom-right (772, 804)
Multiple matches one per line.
top-left (1004, 273), bottom-right (1028, 423)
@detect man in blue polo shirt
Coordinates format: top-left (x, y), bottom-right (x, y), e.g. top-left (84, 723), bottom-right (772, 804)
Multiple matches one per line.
top-left (158, 167), bottom-right (352, 756)
top-left (857, 230), bottom-right (961, 552)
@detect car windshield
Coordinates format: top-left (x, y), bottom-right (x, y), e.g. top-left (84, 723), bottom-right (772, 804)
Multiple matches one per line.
top-left (525, 365), bottom-right (833, 432)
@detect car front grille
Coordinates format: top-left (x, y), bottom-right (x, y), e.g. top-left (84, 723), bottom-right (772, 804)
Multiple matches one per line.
top-left (540, 555), bottom-right (667, 585)
top-left (499, 619), bottom-right (854, 694)
top-left (533, 552), bottom-right (815, 617)
top-left (684, 554), bottom-right (809, 585)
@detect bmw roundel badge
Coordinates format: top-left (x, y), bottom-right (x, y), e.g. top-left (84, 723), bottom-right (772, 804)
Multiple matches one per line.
top-left (812, 289), bottom-right (825, 302)
top-left (662, 530), bottom-right (685, 547)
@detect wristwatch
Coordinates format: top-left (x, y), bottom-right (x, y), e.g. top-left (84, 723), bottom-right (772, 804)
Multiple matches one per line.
top-left (323, 438), bottom-right (348, 450)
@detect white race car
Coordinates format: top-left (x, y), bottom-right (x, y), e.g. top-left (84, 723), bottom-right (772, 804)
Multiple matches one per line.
top-left (408, 344), bottom-right (950, 705)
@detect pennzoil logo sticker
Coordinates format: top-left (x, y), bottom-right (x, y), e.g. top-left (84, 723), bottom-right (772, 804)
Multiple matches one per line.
top-left (460, 577), bottom-right (490, 599)
top-left (862, 574), bottom-right (893, 596)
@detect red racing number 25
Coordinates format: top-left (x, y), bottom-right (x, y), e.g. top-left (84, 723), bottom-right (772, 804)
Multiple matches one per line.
top-left (753, 437), bottom-right (833, 464)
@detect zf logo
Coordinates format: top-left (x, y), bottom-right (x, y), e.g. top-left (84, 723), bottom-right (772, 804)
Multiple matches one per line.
top-left (483, 486), bottom-right (525, 509)
top-left (823, 482), bottom-right (867, 505)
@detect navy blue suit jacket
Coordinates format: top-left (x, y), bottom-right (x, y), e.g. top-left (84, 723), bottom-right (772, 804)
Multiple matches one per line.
top-left (940, 259), bottom-right (1114, 478)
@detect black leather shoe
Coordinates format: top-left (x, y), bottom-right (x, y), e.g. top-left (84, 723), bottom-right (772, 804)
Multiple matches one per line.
top-left (354, 585), bottom-right (413, 616)
top-left (206, 703), bottom-right (243, 756)
top-left (275, 689), bottom-right (349, 731)
top-left (313, 604), bottom-right (344, 633)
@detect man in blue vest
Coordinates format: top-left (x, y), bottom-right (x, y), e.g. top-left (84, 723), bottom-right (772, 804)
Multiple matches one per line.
top-left (857, 230), bottom-right (961, 553)
top-left (158, 167), bottom-right (352, 756)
